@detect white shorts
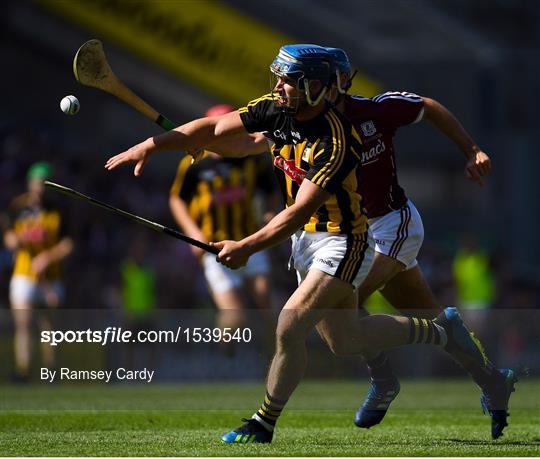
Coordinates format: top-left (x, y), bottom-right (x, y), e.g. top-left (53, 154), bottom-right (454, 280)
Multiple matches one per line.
top-left (291, 230), bottom-right (374, 289)
top-left (9, 275), bottom-right (64, 307)
top-left (368, 199), bottom-right (424, 270)
top-left (202, 250), bottom-right (270, 295)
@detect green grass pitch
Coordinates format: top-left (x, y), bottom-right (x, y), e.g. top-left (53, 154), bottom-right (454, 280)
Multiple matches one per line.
top-left (1, 379), bottom-right (538, 456)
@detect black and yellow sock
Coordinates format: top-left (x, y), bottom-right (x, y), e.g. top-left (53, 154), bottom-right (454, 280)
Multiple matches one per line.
top-left (407, 317), bottom-right (448, 346)
top-left (252, 391), bottom-right (287, 431)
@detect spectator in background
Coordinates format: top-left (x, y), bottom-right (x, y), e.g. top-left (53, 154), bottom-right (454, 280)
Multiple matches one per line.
top-left (453, 232), bottom-right (495, 334)
top-left (121, 233), bottom-right (157, 370)
top-left (3, 162), bottom-right (73, 381)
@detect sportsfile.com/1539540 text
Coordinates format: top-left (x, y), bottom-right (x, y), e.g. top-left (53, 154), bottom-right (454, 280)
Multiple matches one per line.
top-left (40, 326), bottom-right (252, 346)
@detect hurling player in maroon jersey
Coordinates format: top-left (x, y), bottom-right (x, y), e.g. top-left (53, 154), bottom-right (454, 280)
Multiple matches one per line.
top-left (324, 47), bottom-right (516, 439)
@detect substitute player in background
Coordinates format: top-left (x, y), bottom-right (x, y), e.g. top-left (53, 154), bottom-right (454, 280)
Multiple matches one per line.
top-left (106, 44), bottom-right (489, 443)
top-left (3, 162), bottom-right (73, 381)
top-left (169, 104), bottom-right (277, 352)
top-left (323, 47), bottom-right (516, 439)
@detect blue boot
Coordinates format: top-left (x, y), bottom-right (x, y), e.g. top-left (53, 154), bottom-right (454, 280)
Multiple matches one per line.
top-left (435, 306), bottom-right (488, 367)
top-left (354, 376), bottom-right (400, 428)
top-left (221, 418), bottom-right (273, 444)
top-left (480, 368), bottom-right (519, 439)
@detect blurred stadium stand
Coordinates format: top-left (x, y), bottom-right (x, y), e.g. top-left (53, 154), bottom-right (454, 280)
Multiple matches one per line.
top-left (1, 0), bottom-right (538, 381)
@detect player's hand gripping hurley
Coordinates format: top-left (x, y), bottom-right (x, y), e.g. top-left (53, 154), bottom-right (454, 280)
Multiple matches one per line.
top-left (44, 182), bottom-right (219, 255)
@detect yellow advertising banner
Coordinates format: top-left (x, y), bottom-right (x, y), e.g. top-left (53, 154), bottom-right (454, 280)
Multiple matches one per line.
top-left (38, 0), bottom-right (380, 105)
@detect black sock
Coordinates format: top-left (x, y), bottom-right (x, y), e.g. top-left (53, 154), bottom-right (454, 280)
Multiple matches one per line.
top-left (366, 352), bottom-right (394, 380)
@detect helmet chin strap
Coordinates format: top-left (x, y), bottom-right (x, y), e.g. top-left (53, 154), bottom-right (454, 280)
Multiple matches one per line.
top-left (335, 69), bottom-right (356, 94)
top-left (336, 70), bottom-right (347, 95)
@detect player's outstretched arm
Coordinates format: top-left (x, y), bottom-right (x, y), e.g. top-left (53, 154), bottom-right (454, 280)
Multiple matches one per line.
top-left (211, 180), bottom-right (330, 269)
top-left (206, 132), bottom-right (269, 157)
top-left (422, 97), bottom-right (491, 186)
top-left (105, 111), bottom-right (247, 176)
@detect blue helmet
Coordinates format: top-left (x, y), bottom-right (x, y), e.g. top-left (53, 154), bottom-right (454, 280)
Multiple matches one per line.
top-left (325, 47), bottom-right (351, 73)
top-left (270, 44), bottom-right (334, 107)
top-left (325, 47), bottom-right (354, 94)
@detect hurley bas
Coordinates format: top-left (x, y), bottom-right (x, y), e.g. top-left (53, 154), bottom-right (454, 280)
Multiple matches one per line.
top-left (41, 367), bottom-right (155, 383)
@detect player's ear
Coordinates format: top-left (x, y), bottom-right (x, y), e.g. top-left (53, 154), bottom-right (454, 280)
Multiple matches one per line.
top-left (340, 73), bottom-right (349, 88)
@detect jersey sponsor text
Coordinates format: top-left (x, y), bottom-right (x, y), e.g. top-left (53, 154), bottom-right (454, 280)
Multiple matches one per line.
top-left (274, 157), bottom-right (307, 186)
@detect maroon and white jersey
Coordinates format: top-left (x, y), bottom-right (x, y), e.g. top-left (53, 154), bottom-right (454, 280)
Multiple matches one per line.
top-left (344, 92), bottom-right (424, 218)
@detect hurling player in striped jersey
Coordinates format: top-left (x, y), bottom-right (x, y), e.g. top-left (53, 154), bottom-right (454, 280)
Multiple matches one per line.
top-left (323, 47), bottom-right (517, 439)
top-left (106, 44), bottom-right (497, 444)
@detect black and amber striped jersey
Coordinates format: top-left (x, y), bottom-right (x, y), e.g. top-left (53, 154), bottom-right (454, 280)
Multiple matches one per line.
top-left (170, 153), bottom-right (275, 241)
top-left (239, 94), bottom-right (368, 235)
top-left (7, 194), bottom-right (64, 281)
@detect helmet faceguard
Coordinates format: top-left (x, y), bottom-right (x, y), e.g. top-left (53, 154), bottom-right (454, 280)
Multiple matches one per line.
top-left (270, 44), bottom-right (334, 113)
